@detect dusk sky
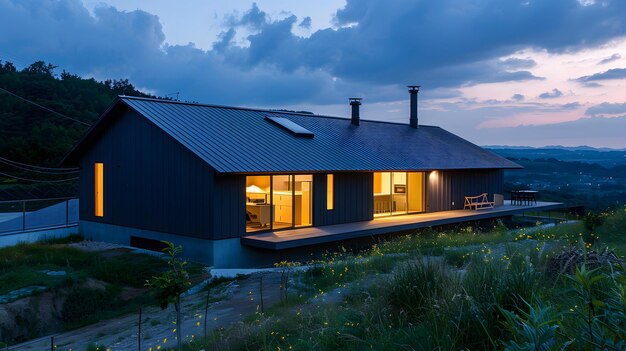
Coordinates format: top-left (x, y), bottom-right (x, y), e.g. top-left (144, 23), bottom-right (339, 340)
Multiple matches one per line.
top-left (1, 0), bottom-right (625, 148)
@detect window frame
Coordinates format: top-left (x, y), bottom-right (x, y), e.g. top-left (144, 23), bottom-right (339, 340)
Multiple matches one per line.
top-left (94, 162), bottom-right (104, 217)
top-left (326, 174), bottom-right (334, 210)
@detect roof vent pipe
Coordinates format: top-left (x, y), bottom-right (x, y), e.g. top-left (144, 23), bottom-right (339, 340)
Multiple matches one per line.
top-left (349, 98), bottom-right (362, 126)
top-left (408, 85), bottom-right (420, 128)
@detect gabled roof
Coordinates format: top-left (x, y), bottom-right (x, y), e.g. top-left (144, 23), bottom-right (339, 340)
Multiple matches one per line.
top-left (63, 96), bottom-right (521, 173)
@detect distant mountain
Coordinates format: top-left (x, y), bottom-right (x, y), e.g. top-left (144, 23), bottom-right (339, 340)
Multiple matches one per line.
top-left (486, 146), bottom-right (626, 168)
top-left (484, 145), bottom-right (626, 152)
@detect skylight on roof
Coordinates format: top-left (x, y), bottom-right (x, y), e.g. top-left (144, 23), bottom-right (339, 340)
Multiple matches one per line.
top-left (264, 116), bottom-right (314, 138)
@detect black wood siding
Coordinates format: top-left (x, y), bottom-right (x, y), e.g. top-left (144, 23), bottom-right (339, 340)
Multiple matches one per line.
top-left (212, 173), bottom-right (246, 239)
top-left (426, 169), bottom-right (504, 212)
top-left (79, 108), bottom-right (214, 239)
top-left (314, 172), bottom-right (373, 226)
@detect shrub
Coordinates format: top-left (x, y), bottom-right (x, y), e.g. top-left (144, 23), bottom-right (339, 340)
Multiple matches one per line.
top-left (387, 259), bottom-right (460, 318)
top-left (443, 248), bottom-right (474, 268)
top-left (499, 299), bottom-right (563, 351)
top-left (61, 285), bottom-right (118, 324)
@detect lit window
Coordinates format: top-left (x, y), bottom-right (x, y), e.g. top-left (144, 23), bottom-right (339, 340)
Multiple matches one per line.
top-left (327, 174), bottom-right (334, 210)
top-left (94, 162), bottom-right (104, 217)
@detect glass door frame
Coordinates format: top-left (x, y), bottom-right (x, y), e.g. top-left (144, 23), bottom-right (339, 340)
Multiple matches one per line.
top-left (245, 173), bottom-right (314, 233)
top-left (374, 171), bottom-right (426, 218)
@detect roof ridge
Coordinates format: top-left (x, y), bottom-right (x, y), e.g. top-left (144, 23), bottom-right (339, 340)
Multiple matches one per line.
top-left (118, 95), bottom-right (439, 128)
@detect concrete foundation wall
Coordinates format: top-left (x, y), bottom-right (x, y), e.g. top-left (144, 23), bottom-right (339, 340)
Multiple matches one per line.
top-left (80, 220), bottom-right (278, 268)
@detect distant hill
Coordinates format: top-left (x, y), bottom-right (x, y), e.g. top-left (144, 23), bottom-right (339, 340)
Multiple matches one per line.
top-left (484, 145), bottom-right (626, 152)
top-left (487, 146), bottom-right (626, 168)
top-left (0, 60), bottom-right (155, 166)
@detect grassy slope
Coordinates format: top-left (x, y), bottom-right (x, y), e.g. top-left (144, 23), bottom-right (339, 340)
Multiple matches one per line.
top-left (0, 236), bottom-right (206, 338)
top-left (181, 210), bottom-right (626, 351)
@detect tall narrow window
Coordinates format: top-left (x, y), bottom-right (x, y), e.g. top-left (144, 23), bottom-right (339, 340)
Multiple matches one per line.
top-left (327, 174), bottom-right (334, 210)
top-left (94, 162), bottom-right (104, 217)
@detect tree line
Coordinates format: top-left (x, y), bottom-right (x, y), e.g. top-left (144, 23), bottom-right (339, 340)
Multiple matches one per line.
top-left (0, 60), bottom-right (153, 166)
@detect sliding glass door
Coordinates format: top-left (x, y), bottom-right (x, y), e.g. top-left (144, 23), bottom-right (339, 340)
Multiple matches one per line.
top-left (245, 176), bottom-right (272, 233)
top-left (374, 171), bottom-right (425, 217)
top-left (407, 172), bottom-right (425, 213)
top-left (245, 174), bottom-right (313, 233)
top-left (295, 175), bottom-right (313, 227)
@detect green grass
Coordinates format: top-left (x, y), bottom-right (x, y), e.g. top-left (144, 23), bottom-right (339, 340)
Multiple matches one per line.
top-left (181, 211), bottom-right (626, 351)
top-left (38, 233), bottom-right (85, 244)
top-left (596, 207), bottom-right (626, 254)
top-left (0, 242), bottom-right (205, 291)
top-left (0, 266), bottom-right (79, 294)
top-left (302, 253), bottom-right (402, 294)
top-left (0, 239), bottom-right (206, 343)
top-left (374, 221), bottom-right (513, 256)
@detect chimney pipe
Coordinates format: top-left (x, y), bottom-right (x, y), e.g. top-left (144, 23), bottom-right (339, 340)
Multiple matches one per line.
top-left (408, 85), bottom-right (420, 128)
top-left (349, 98), bottom-right (362, 126)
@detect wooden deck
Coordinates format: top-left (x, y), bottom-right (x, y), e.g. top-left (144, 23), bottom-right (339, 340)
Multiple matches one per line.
top-left (241, 201), bottom-right (566, 250)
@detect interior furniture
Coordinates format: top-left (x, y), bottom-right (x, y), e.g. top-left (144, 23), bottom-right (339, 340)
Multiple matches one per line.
top-left (246, 203), bottom-right (272, 227)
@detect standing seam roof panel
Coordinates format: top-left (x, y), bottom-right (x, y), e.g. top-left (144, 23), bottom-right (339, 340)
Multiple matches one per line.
top-left (118, 97), bottom-right (521, 173)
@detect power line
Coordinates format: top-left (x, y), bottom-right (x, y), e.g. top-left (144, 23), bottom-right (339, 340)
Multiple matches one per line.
top-left (0, 86), bottom-right (91, 126)
top-left (0, 156), bottom-right (78, 172)
top-left (0, 54), bottom-right (29, 70)
top-left (0, 171), bottom-right (79, 183)
top-left (0, 158), bottom-right (78, 175)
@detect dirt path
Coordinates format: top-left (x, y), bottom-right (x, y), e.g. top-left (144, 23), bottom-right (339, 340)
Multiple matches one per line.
top-left (10, 272), bottom-right (284, 351)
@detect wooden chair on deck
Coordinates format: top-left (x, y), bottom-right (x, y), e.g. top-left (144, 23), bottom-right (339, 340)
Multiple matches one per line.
top-left (464, 193), bottom-right (495, 210)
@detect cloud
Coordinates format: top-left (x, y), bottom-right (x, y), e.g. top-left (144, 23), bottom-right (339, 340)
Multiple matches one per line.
top-left (473, 115), bottom-right (626, 148)
top-left (575, 67), bottom-right (626, 82)
top-left (511, 94), bottom-right (525, 101)
top-left (538, 89), bottom-right (563, 99)
top-left (1, 0), bottom-right (626, 106)
top-left (228, 2), bottom-right (268, 30)
top-left (299, 16), bottom-right (312, 29)
top-left (586, 102), bottom-right (626, 116)
top-left (501, 58), bottom-right (537, 69)
top-left (598, 53), bottom-right (621, 64)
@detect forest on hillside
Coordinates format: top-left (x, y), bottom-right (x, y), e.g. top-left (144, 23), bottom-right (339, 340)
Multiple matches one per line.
top-left (0, 60), bottom-right (155, 199)
top-left (0, 60), bottom-right (153, 166)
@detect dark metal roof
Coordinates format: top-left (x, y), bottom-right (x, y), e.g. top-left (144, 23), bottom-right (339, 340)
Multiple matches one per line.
top-left (64, 96), bottom-right (521, 173)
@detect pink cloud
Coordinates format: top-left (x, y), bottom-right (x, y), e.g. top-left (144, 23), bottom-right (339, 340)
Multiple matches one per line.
top-left (477, 107), bottom-right (586, 129)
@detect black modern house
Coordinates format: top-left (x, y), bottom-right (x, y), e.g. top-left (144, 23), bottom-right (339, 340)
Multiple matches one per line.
top-left (63, 88), bottom-right (557, 267)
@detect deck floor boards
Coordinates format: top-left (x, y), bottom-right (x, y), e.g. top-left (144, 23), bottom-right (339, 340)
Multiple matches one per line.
top-left (241, 201), bottom-right (566, 250)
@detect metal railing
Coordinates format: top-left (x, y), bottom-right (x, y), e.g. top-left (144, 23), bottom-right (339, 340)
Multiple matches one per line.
top-left (0, 197), bottom-right (78, 234)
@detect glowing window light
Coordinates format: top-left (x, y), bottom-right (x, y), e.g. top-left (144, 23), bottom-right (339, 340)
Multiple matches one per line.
top-left (94, 162), bottom-right (104, 217)
top-left (327, 174), bottom-right (334, 210)
top-left (246, 185), bottom-right (264, 193)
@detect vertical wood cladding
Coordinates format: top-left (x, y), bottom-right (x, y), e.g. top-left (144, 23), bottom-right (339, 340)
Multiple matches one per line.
top-left (77, 107), bottom-right (504, 242)
top-left (79, 108), bottom-right (214, 239)
top-left (426, 169), bottom-right (504, 212)
top-left (212, 173), bottom-right (246, 239)
top-left (314, 172), bottom-right (373, 226)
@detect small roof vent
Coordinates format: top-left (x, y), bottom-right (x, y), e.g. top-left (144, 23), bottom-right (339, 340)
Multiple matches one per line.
top-left (265, 116), bottom-right (314, 138)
